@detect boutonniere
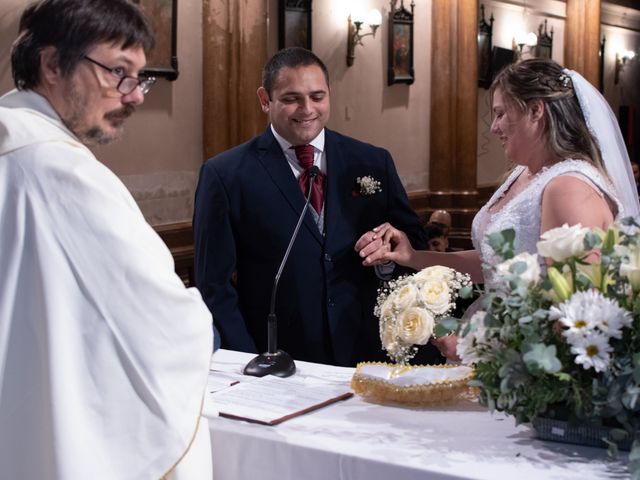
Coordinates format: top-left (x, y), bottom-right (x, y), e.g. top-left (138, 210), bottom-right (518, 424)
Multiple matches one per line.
top-left (352, 176), bottom-right (382, 196)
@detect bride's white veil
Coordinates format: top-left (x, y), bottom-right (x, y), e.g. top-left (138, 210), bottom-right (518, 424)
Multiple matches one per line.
top-left (564, 68), bottom-right (640, 218)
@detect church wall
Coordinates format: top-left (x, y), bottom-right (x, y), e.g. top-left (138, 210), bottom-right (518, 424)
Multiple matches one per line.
top-left (1, 0), bottom-right (638, 227)
top-left (303, 0), bottom-right (432, 193)
top-left (476, 0), bottom-right (567, 188)
top-left (0, 0), bottom-right (204, 227)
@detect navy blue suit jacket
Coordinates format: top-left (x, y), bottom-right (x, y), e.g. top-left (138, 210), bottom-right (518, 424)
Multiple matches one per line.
top-left (193, 127), bottom-right (427, 366)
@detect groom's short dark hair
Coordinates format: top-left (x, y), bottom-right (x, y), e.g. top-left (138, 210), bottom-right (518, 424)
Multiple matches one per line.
top-left (262, 47), bottom-right (330, 98)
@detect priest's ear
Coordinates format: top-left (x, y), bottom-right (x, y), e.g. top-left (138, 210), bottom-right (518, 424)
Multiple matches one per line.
top-left (38, 46), bottom-right (63, 86)
top-left (257, 86), bottom-right (270, 113)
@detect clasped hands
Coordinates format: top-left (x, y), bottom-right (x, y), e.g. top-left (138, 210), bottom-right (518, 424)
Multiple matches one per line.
top-left (354, 222), bottom-right (415, 267)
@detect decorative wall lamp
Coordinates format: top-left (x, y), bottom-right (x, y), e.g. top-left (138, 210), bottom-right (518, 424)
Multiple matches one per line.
top-left (346, 8), bottom-right (382, 66)
top-left (615, 49), bottom-right (636, 84)
top-left (513, 31), bottom-right (538, 60)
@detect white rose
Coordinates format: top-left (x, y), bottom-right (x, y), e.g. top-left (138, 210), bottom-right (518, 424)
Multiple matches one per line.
top-left (495, 252), bottom-right (541, 287)
top-left (536, 223), bottom-right (589, 262)
top-left (397, 307), bottom-right (435, 345)
top-left (617, 244), bottom-right (640, 291)
top-left (392, 283), bottom-right (418, 311)
top-left (418, 279), bottom-right (451, 315)
top-left (414, 265), bottom-right (454, 283)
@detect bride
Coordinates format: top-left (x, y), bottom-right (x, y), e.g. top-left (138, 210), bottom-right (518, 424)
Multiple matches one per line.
top-left (355, 58), bottom-right (640, 360)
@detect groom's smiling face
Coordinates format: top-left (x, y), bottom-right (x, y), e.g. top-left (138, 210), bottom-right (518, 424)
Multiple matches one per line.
top-left (257, 64), bottom-right (330, 146)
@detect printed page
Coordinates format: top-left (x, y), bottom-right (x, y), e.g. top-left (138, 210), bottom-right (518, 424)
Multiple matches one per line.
top-left (208, 374), bottom-right (353, 425)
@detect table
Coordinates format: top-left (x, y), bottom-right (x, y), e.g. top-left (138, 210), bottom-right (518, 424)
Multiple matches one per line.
top-left (205, 350), bottom-right (628, 480)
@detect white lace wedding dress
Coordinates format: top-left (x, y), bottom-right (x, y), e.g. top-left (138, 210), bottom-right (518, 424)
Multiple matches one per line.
top-left (471, 159), bottom-right (625, 286)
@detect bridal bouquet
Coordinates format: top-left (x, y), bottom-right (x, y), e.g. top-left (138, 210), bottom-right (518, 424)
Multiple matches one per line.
top-left (375, 266), bottom-right (472, 365)
top-left (455, 220), bottom-right (640, 473)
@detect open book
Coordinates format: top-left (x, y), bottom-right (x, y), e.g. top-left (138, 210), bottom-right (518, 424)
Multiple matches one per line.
top-left (207, 374), bottom-right (353, 426)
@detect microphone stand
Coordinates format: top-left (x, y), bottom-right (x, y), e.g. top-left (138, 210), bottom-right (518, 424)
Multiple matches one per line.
top-left (243, 167), bottom-right (320, 377)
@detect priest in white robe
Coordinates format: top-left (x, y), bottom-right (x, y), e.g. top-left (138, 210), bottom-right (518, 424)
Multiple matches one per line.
top-left (0, 1), bottom-right (213, 478)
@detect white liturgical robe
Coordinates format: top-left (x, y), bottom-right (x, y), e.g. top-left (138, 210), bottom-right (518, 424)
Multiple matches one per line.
top-left (0, 89), bottom-right (214, 479)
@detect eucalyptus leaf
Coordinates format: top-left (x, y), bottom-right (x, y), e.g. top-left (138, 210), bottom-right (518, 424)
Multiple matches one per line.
top-left (433, 323), bottom-right (453, 338)
top-left (522, 343), bottom-right (562, 374)
top-left (510, 261), bottom-right (527, 275)
top-left (458, 285), bottom-right (473, 299)
top-left (584, 231), bottom-right (602, 250)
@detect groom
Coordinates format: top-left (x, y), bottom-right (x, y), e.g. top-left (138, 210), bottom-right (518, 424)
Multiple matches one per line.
top-left (194, 47), bottom-right (431, 366)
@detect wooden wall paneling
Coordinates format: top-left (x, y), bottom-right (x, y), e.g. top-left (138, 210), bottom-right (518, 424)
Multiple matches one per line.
top-left (203, 0), bottom-right (269, 160)
top-left (564, 0), bottom-right (601, 85)
top-left (155, 222), bottom-right (195, 286)
top-left (429, 0), bottom-right (479, 244)
top-left (456, 0), bottom-right (479, 195)
top-left (430, 0), bottom-right (454, 191)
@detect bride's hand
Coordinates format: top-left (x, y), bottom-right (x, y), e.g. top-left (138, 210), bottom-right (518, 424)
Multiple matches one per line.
top-left (431, 335), bottom-right (461, 363)
top-left (354, 223), bottom-right (415, 267)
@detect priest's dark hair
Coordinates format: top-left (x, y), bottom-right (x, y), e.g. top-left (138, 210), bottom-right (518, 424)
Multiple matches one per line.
top-left (262, 47), bottom-right (330, 99)
top-left (11, 0), bottom-right (154, 90)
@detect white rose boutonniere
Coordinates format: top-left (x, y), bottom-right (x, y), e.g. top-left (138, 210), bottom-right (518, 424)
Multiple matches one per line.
top-left (536, 223), bottom-right (590, 262)
top-left (355, 176), bottom-right (382, 196)
top-left (375, 266), bottom-right (472, 364)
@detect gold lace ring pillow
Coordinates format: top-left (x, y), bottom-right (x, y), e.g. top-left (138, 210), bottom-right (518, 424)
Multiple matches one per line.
top-left (351, 362), bottom-right (475, 406)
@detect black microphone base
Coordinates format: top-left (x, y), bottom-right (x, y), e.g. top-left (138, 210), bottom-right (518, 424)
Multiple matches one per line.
top-left (243, 350), bottom-right (296, 378)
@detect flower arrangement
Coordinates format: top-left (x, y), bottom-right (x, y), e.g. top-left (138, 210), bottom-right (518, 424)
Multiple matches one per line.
top-left (375, 266), bottom-right (472, 365)
top-left (355, 176), bottom-right (382, 196)
top-left (455, 220), bottom-right (640, 474)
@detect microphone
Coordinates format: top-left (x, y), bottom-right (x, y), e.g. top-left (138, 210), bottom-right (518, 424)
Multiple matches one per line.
top-left (243, 166), bottom-right (320, 377)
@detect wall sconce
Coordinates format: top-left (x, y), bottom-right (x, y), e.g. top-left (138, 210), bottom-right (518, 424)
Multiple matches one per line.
top-left (346, 8), bottom-right (382, 66)
top-left (513, 31), bottom-right (538, 60)
top-left (615, 49), bottom-right (636, 84)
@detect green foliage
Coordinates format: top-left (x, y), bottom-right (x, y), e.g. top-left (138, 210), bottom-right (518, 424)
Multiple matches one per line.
top-left (433, 316), bottom-right (459, 338)
top-left (486, 229), bottom-right (516, 260)
top-left (459, 221), bottom-right (640, 477)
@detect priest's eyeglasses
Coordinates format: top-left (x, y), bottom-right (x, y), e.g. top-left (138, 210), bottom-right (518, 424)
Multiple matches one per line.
top-left (83, 55), bottom-right (156, 95)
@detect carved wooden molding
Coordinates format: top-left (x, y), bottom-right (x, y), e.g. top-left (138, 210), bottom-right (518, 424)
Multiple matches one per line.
top-left (203, 0), bottom-right (269, 159)
top-left (564, 0), bottom-right (601, 85)
top-left (429, 0), bottom-right (478, 197)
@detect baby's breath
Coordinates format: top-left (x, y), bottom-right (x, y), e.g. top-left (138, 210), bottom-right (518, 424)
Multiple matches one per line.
top-left (356, 176), bottom-right (382, 195)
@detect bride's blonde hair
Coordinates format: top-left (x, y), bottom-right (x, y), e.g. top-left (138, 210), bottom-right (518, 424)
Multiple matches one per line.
top-left (490, 58), bottom-right (606, 175)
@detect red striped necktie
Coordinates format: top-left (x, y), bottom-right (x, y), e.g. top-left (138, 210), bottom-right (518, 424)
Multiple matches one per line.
top-left (294, 144), bottom-right (325, 214)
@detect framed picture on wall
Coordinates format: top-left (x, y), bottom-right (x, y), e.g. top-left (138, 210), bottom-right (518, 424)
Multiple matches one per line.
top-left (134, 0), bottom-right (179, 80)
top-left (477, 4), bottom-right (494, 89)
top-left (534, 20), bottom-right (553, 60)
top-left (388, 0), bottom-right (415, 86)
top-left (278, 0), bottom-right (312, 50)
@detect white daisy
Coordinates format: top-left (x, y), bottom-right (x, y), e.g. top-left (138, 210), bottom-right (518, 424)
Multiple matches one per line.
top-left (550, 290), bottom-right (631, 342)
top-left (570, 332), bottom-right (613, 373)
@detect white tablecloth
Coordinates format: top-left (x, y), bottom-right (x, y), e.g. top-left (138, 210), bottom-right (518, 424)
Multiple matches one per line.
top-left (206, 350), bottom-right (628, 480)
